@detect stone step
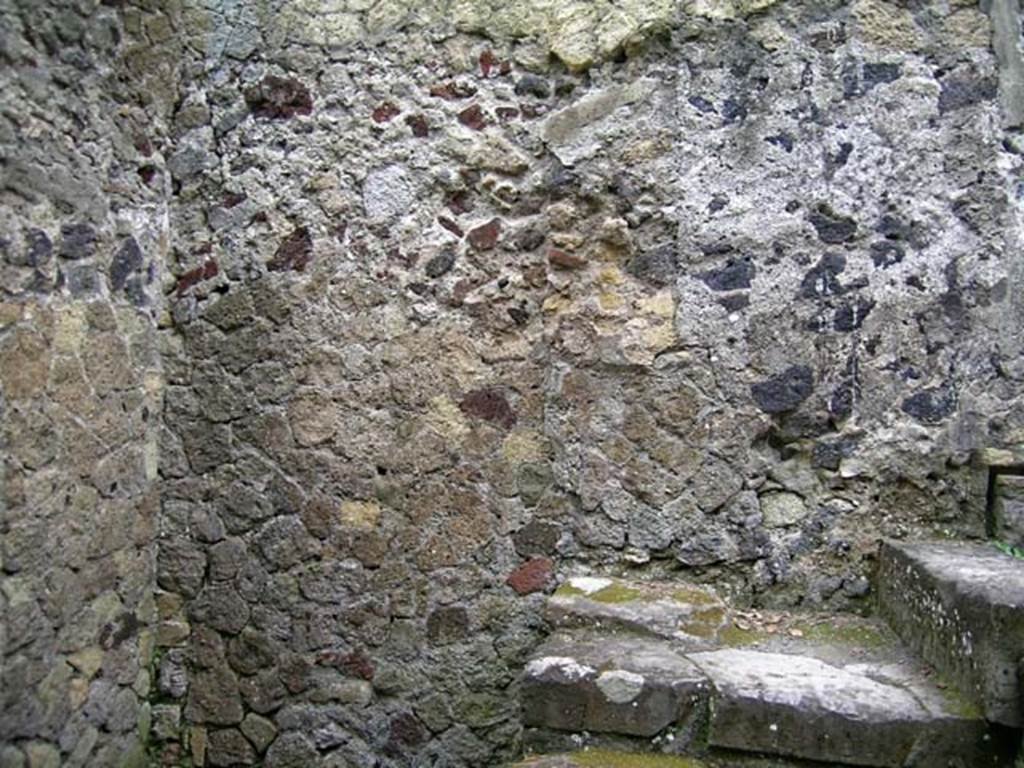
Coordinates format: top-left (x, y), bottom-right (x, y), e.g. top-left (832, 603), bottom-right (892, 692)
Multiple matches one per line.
top-left (878, 539), bottom-right (1024, 728)
top-left (545, 575), bottom-right (727, 643)
top-left (523, 576), bottom-right (1017, 767)
top-left (508, 749), bottom-right (811, 767)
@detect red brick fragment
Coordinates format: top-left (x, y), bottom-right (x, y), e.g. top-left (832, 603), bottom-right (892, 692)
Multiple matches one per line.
top-left (176, 259), bottom-right (218, 296)
top-left (467, 218), bottom-right (501, 251)
top-left (405, 114), bottom-right (429, 137)
top-left (372, 102), bottom-right (401, 123)
top-left (507, 557), bottom-right (554, 595)
top-left (447, 191), bottom-right (473, 215)
top-left (267, 227), bottom-right (313, 272)
top-left (548, 248), bottom-right (587, 270)
top-left (480, 49), bottom-right (499, 77)
top-left (460, 387), bottom-right (516, 429)
top-left (457, 104), bottom-right (488, 131)
top-left (429, 81), bottom-right (477, 100)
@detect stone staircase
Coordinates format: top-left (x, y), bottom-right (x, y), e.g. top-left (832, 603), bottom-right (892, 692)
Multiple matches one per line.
top-left (512, 541), bottom-right (1024, 768)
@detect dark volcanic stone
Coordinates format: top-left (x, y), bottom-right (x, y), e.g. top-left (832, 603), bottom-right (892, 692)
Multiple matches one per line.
top-left (799, 253), bottom-right (847, 298)
top-left (515, 74), bottom-right (551, 98)
top-left (267, 227), bottom-right (313, 272)
top-left (426, 606), bottom-right (469, 644)
top-left (689, 95), bottom-right (716, 114)
top-left (245, 75), bottom-right (313, 120)
top-left (751, 365), bottom-right (814, 414)
top-left (765, 133), bottom-right (794, 152)
top-left (59, 223), bottom-right (96, 260)
top-left (871, 241), bottom-right (904, 268)
top-left (808, 206), bottom-right (857, 244)
top-left (385, 712), bottom-right (427, 756)
top-left (833, 298), bottom-right (875, 332)
top-left (425, 249), bottom-right (456, 278)
top-left (513, 520), bottom-right (560, 557)
top-left (938, 76), bottom-right (997, 114)
top-left (109, 236), bottom-right (143, 292)
top-left (863, 62), bottom-right (901, 89)
top-left (901, 385), bottom-right (956, 424)
top-left (700, 257), bottom-right (755, 291)
top-left (716, 293), bottom-right (750, 312)
top-left (628, 244), bottom-right (677, 286)
top-left (24, 229), bottom-right (52, 267)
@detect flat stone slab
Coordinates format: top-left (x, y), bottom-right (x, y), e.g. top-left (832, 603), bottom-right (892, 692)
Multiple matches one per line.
top-left (508, 750), bottom-right (811, 767)
top-left (689, 648), bottom-right (997, 767)
top-left (878, 539), bottom-right (1024, 726)
top-left (546, 576), bottom-right (727, 643)
top-left (522, 632), bottom-right (707, 737)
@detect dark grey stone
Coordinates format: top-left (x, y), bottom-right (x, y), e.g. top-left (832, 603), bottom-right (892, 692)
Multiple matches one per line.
top-left (207, 728), bottom-right (256, 766)
top-left (264, 732), bottom-right (318, 768)
top-left (108, 236), bottom-right (143, 292)
top-left (699, 257), bottom-right (755, 291)
top-left (184, 666), bottom-right (244, 725)
top-left (59, 223), bottom-right (96, 260)
top-left (515, 74), bottom-right (551, 98)
top-left (627, 244), bottom-right (677, 286)
top-left (751, 366), bottom-right (814, 414)
top-left (425, 249), bottom-right (456, 278)
top-left (900, 385), bottom-right (956, 424)
top-left (808, 206), bottom-right (857, 244)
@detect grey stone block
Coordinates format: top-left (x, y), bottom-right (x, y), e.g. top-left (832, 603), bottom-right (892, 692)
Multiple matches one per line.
top-left (878, 539), bottom-right (1024, 727)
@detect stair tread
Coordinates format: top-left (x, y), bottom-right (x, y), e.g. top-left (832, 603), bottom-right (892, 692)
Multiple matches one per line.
top-left (509, 750), bottom-right (813, 767)
top-left (884, 539), bottom-right (1024, 608)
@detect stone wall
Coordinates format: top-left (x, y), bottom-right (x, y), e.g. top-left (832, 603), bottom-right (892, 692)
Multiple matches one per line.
top-left (3, 0), bottom-right (1024, 766)
top-left (149, 0), bottom-right (1024, 766)
top-left (0, 1), bottom-right (181, 765)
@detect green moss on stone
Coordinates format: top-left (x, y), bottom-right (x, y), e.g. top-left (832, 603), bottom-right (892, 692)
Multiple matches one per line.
top-left (799, 621), bottom-right (888, 648)
top-left (671, 586), bottom-right (719, 606)
top-left (719, 623), bottom-right (763, 646)
top-left (589, 583), bottom-right (645, 603)
top-left (554, 583), bottom-right (587, 599)
top-left (934, 676), bottom-right (984, 719)
top-left (572, 749), bottom-right (708, 768)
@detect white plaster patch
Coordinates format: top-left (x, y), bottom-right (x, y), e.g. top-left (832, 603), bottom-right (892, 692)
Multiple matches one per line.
top-left (596, 669), bottom-right (646, 703)
top-left (525, 656), bottom-right (595, 681)
top-left (567, 576), bottom-right (614, 594)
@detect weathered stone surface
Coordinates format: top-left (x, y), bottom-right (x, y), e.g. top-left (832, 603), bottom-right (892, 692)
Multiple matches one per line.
top-left (4, 0), bottom-right (1019, 764)
top-left (690, 648), bottom-right (994, 766)
top-left (993, 474), bottom-right (1024, 547)
top-left (545, 577), bottom-right (726, 642)
top-left (522, 633), bottom-right (706, 737)
top-left (207, 728), bottom-right (256, 766)
top-left (878, 540), bottom-right (1024, 727)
